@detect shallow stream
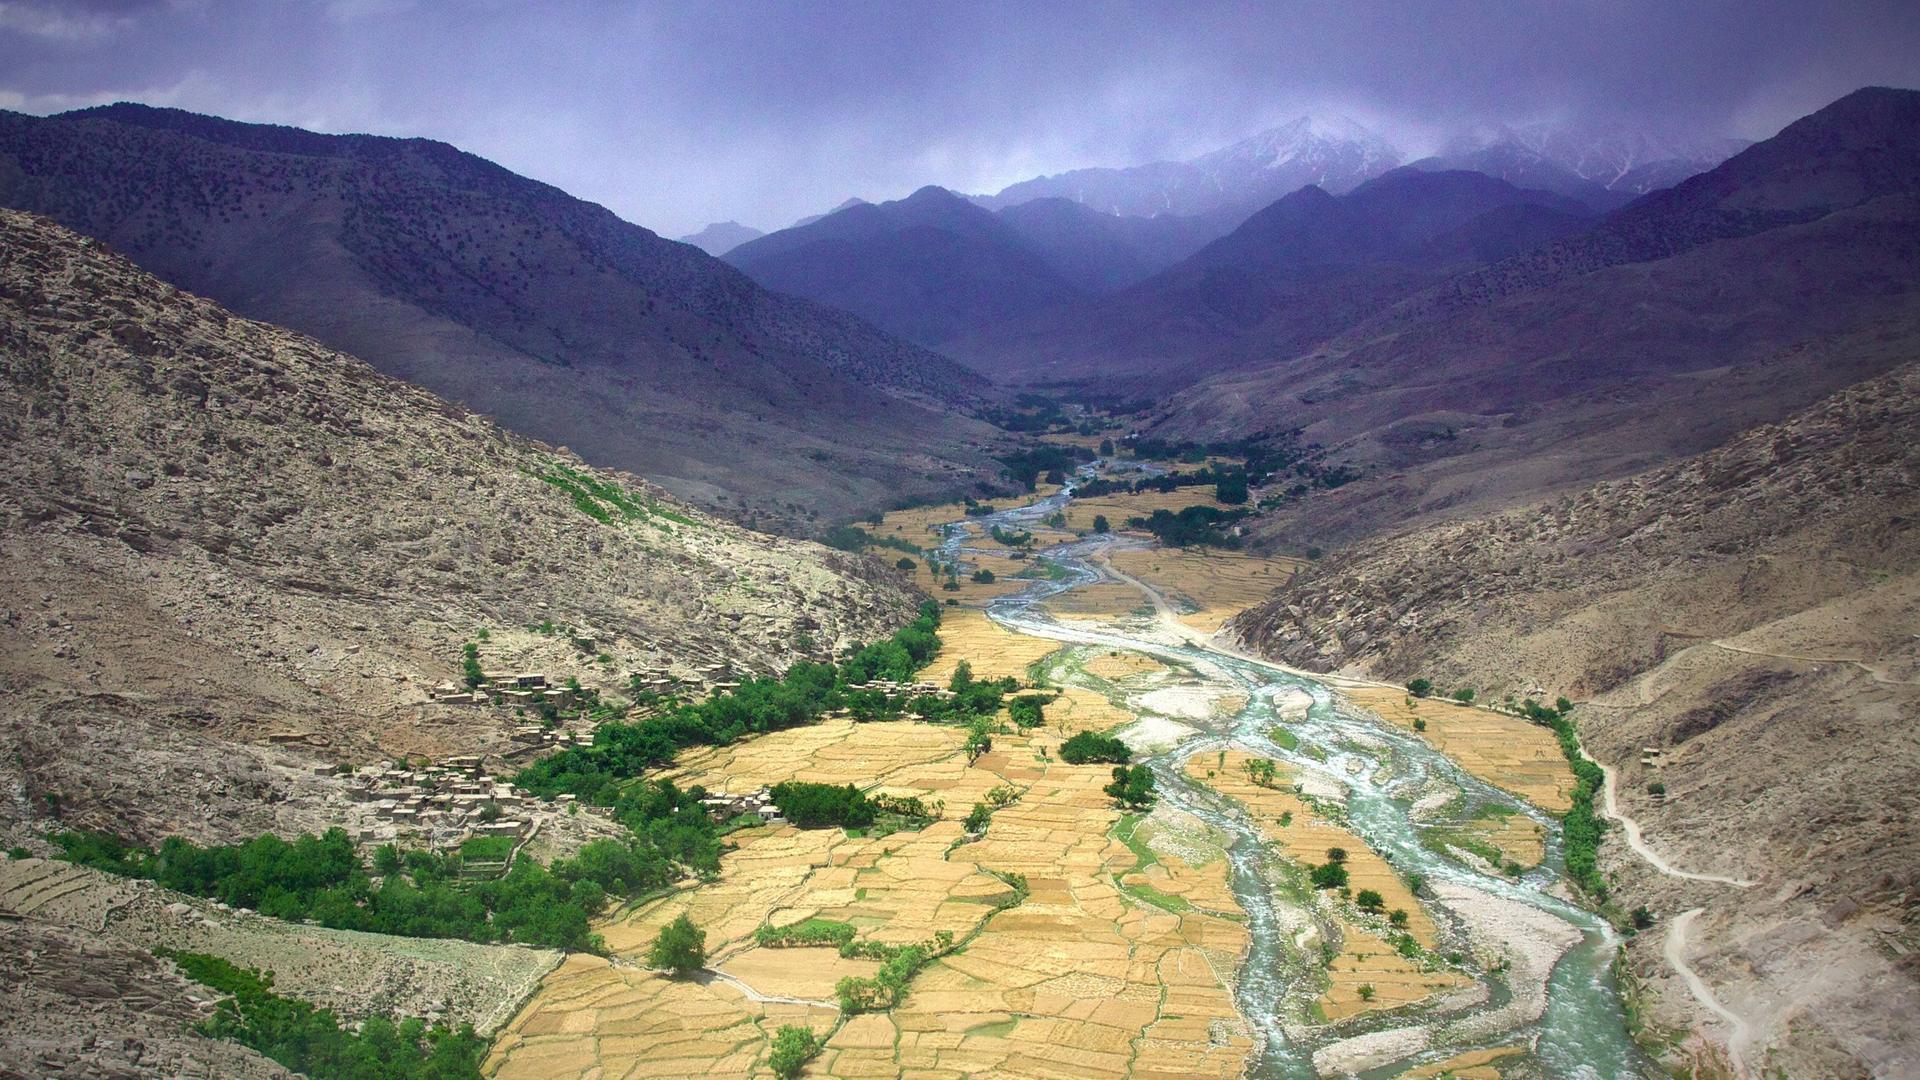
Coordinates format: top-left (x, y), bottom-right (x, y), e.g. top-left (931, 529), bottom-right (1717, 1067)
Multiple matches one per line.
top-left (934, 476), bottom-right (1655, 1079)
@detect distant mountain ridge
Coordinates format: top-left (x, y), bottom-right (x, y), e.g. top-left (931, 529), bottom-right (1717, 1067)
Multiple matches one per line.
top-left (677, 220), bottom-right (764, 255)
top-left (725, 185), bottom-right (1086, 348)
top-left (0, 103), bottom-right (999, 523)
top-left (974, 114), bottom-right (1403, 218)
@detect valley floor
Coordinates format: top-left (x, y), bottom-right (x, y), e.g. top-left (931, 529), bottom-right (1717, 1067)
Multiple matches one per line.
top-left (480, 479), bottom-right (1656, 1079)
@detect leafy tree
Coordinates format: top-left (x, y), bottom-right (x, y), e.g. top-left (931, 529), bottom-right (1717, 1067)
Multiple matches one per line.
top-left (647, 913), bottom-right (706, 976)
top-left (1104, 765), bottom-right (1155, 807)
top-left (896, 557), bottom-right (916, 571)
top-left (1091, 514), bottom-right (1110, 534)
top-left (461, 642), bottom-right (485, 689)
top-left (1310, 862), bottom-right (1349, 890)
top-left (1357, 984), bottom-right (1376, 1002)
top-left (1007, 695), bottom-right (1048, 728)
top-left (964, 803), bottom-right (992, 834)
top-left (1355, 889), bottom-right (1385, 912)
top-left (1406, 678), bottom-right (1432, 698)
top-left (1325, 847), bottom-right (1348, 863)
top-left (1214, 473), bottom-right (1249, 505)
top-left (1647, 781), bottom-right (1666, 796)
top-left (1452, 687), bottom-right (1475, 704)
top-left (970, 568), bottom-right (996, 584)
top-left (1412, 718), bottom-right (1427, 732)
top-left (769, 1024), bottom-right (822, 1079)
top-left (770, 782), bottom-right (875, 829)
top-left (1631, 906), bottom-right (1656, 930)
top-left (1059, 731), bottom-right (1131, 764)
top-left (1389, 909), bottom-right (1409, 928)
top-left (1098, 438), bottom-right (1114, 456)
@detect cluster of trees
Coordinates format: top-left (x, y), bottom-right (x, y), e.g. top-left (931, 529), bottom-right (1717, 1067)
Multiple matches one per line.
top-left (159, 949), bottom-right (486, 1080)
top-left (989, 524), bottom-right (1033, 548)
top-left (1059, 731), bottom-right (1131, 764)
top-left (1242, 758), bottom-right (1278, 787)
top-left (52, 826), bottom-right (692, 953)
top-left (1007, 694), bottom-right (1050, 728)
top-left (995, 445), bottom-right (1091, 490)
top-left (1520, 697), bottom-right (1609, 899)
top-left (1104, 765), bottom-right (1155, 807)
top-left (1126, 506), bottom-right (1247, 548)
top-left (769, 782), bottom-right (875, 829)
top-left (516, 604), bottom-right (943, 803)
top-left (1310, 846), bottom-right (1350, 890)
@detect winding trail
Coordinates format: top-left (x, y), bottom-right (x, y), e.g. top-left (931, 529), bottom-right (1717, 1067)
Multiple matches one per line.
top-left (693, 967), bottom-right (836, 1009)
top-left (1664, 909), bottom-right (1755, 1079)
top-left (1593, 751), bottom-right (1756, 888)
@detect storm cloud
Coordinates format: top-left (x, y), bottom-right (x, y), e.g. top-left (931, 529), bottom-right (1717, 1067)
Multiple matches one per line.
top-left (4, 0), bottom-right (1917, 235)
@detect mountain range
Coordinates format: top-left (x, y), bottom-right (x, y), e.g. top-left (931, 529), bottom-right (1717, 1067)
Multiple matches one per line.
top-left (0, 104), bottom-right (1004, 525)
top-left (677, 219), bottom-right (764, 256)
top-left (1154, 86), bottom-right (1920, 546)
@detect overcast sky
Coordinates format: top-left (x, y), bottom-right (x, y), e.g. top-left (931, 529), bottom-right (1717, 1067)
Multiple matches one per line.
top-left (4, 0), bottom-right (1918, 236)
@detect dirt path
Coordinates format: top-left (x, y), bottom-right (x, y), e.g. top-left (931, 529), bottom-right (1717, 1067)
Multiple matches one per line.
top-left (1665, 909), bottom-right (1755, 1079)
top-left (1595, 753), bottom-right (1756, 887)
top-left (692, 967), bottom-right (837, 1009)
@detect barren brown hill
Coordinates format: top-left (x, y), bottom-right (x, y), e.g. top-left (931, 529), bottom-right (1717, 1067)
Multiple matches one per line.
top-left (0, 104), bottom-right (1002, 525)
top-left (1154, 87), bottom-right (1920, 549)
top-left (0, 208), bottom-right (921, 847)
top-left (1227, 365), bottom-right (1920, 1076)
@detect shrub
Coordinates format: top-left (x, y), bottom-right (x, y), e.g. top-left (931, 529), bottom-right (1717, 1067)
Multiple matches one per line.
top-left (1452, 687), bottom-right (1475, 704)
top-left (1388, 909), bottom-right (1409, 928)
top-left (1092, 514), bottom-right (1110, 533)
top-left (1632, 906), bottom-right (1656, 930)
top-left (1325, 847), bottom-right (1348, 863)
top-left (647, 913), bottom-right (706, 976)
top-left (1355, 889), bottom-right (1384, 912)
top-left (1412, 718), bottom-right (1427, 732)
top-left (1059, 731), bottom-right (1131, 764)
top-left (1406, 678), bottom-right (1431, 698)
top-left (1647, 781), bottom-right (1666, 796)
top-left (1357, 984), bottom-right (1376, 1002)
top-left (769, 1024), bottom-right (822, 1079)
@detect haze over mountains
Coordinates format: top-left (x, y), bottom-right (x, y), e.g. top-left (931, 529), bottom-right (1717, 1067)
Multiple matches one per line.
top-left (0, 104), bottom-right (1004, 525)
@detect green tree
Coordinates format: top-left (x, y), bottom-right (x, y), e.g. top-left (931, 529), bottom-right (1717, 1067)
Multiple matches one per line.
top-left (1310, 862), bottom-right (1349, 890)
top-left (1059, 731), bottom-right (1131, 764)
top-left (1325, 847), bottom-right (1348, 863)
top-left (1098, 438), bottom-right (1115, 456)
top-left (1092, 514), bottom-right (1110, 534)
top-left (461, 642), bottom-right (485, 689)
top-left (971, 568), bottom-right (996, 584)
top-left (896, 557), bottom-right (916, 571)
top-left (1412, 717), bottom-right (1427, 731)
top-left (1389, 909), bottom-right (1409, 928)
top-left (1355, 889), bottom-right (1385, 912)
top-left (1406, 678), bottom-right (1432, 698)
top-left (1215, 474), bottom-right (1249, 505)
top-left (647, 913), bottom-right (706, 976)
top-left (964, 803), bottom-right (992, 834)
top-left (1104, 765), bottom-right (1155, 807)
top-left (1357, 984), bottom-right (1376, 1002)
top-left (1452, 687), bottom-right (1476, 704)
top-left (769, 1024), bottom-right (822, 1079)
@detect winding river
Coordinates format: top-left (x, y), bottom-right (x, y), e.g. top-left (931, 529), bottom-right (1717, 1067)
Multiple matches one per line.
top-left (935, 475), bottom-right (1657, 1079)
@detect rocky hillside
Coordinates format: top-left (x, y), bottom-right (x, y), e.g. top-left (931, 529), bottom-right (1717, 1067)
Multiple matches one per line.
top-left (1228, 366), bottom-right (1920, 1076)
top-left (0, 104), bottom-right (1002, 523)
top-left (0, 209), bottom-right (921, 846)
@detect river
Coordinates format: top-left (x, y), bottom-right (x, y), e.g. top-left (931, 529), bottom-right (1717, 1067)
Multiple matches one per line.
top-left (935, 475), bottom-right (1657, 1079)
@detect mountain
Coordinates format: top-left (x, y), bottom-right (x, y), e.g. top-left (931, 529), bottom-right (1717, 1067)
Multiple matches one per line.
top-left (792, 196), bottom-right (869, 229)
top-left (677, 219), bottom-right (764, 256)
top-left (1153, 86), bottom-right (1920, 547)
top-left (1226, 364), bottom-right (1920, 1078)
top-left (0, 206), bottom-right (920, 849)
top-left (994, 197), bottom-right (1233, 292)
top-left (948, 168), bottom-right (1594, 389)
top-left (0, 104), bottom-right (1001, 524)
top-left (975, 114), bottom-right (1402, 217)
top-left (1414, 119), bottom-right (1750, 209)
top-left (725, 185), bottom-right (1084, 349)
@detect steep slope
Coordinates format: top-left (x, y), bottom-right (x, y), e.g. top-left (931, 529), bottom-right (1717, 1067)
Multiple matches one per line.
top-left (676, 220), bottom-right (764, 256)
top-left (1226, 366), bottom-right (1920, 1077)
top-left (1156, 87), bottom-right (1920, 545)
top-left (0, 208), bottom-right (921, 847)
top-left (0, 104), bottom-right (999, 522)
top-left (724, 186), bottom-right (1082, 349)
top-left (974, 114), bottom-right (1401, 216)
top-left (951, 169), bottom-right (1592, 390)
